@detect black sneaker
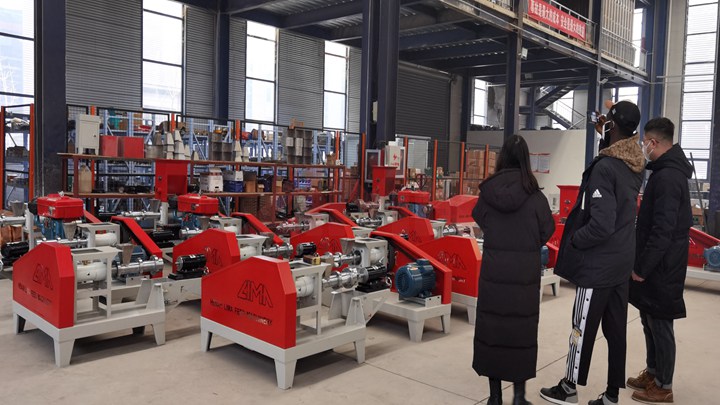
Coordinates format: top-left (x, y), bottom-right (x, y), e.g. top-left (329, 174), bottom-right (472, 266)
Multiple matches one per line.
top-left (588, 393), bottom-right (618, 405)
top-left (540, 380), bottom-right (578, 405)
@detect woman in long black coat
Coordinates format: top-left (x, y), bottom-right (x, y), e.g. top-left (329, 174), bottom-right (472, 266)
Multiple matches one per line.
top-left (472, 135), bottom-right (555, 405)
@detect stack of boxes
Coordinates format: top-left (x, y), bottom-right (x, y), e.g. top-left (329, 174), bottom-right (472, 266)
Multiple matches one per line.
top-left (463, 149), bottom-right (497, 194)
top-left (200, 168), bottom-right (223, 192)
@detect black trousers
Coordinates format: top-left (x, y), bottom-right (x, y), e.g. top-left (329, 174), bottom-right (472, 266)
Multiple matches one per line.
top-left (564, 282), bottom-right (629, 388)
top-left (640, 311), bottom-right (676, 389)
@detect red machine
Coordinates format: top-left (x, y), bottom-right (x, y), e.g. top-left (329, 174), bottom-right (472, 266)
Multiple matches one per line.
top-left (372, 166), bottom-right (397, 196)
top-left (431, 195), bottom-right (478, 224)
top-left (231, 212), bottom-right (286, 245)
top-left (202, 256), bottom-right (297, 349)
top-left (172, 229), bottom-right (241, 275)
top-left (397, 189), bottom-right (430, 205)
top-left (289, 222), bottom-right (355, 257)
top-left (177, 194), bottom-right (219, 215)
top-left (376, 216), bottom-right (436, 244)
top-left (37, 194), bottom-right (84, 219)
top-left (371, 230), bottom-right (452, 305)
top-left (688, 227), bottom-right (720, 268)
top-left (417, 236), bottom-right (482, 299)
top-left (155, 159), bottom-right (188, 202)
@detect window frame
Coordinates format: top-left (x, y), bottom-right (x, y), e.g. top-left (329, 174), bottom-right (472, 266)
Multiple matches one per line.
top-left (472, 79), bottom-right (488, 126)
top-left (323, 42), bottom-right (349, 131)
top-left (141, 1), bottom-right (185, 113)
top-left (0, 2), bottom-right (34, 106)
top-left (679, 0), bottom-right (720, 181)
top-left (245, 21), bottom-right (277, 124)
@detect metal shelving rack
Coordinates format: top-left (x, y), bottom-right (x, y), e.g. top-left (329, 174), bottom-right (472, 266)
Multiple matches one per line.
top-left (1, 104), bottom-right (34, 208)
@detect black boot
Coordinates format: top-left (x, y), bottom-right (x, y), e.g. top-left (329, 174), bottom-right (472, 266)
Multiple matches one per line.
top-left (488, 378), bottom-right (502, 405)
top-left (513, 381), bottom-right (532, 405)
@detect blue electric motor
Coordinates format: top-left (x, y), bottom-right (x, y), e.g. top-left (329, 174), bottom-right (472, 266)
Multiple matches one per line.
top-left (704, 245), bottom-right (720, 272)
top-left (540, 246), bottom-right (549, 269)
top-left (395, 258), bottom-right (436, 299)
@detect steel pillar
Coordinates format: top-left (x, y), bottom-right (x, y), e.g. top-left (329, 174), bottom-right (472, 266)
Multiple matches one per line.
top-left (35, 0), bottom-right (66, 196)
top-left (649, 0), bottom-right (668, 120)
top-left (504, 31), bottom-right (521, 138)
top-left (214, 13), bottom-right (230, 119)
top-left (376, 0), bottom-right (400, 145)
top-left (709, 3), bottom-right (720, 213)
top-left (504, 0), bottom-right (524, 138)
top-left (585, 0), bottom-right (603, 166)
top-left (527, 86), bottom-right (537, 130)
top-left (360, 0), bottom-right (380, 148)
top-left (460, 71), bottom-right (472, 141)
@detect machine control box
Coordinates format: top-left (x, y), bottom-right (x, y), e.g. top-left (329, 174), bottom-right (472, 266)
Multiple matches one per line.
top-left (37, 194), bottom-right (84, 219)
top-left (398, 190), bottom-right (430, 205)
top-left (177, 194), bottom-right (219, 215)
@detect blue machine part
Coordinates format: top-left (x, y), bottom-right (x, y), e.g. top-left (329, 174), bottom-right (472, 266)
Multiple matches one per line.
top-left (37, 216), bottom-right (69, 240)
top-left (395, 258), bottom-right (436, 299)
top-left (540, 246), bottom-right (549, 269)
top-left (704, 245), bottom-right (720, 271)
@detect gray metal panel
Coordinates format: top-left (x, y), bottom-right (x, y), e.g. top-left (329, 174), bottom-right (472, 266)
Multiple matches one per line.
top-left (229, 19), bottom-right (246, 120)
top-left (277, 31), bottom-right (324, 128)
top-left (396, 65), bottom-right (450, 138)
top-left (66, 0), bottom-right (142, 109)
top-left (347, 47), bottom-right (361, 133)
top-left (186, 7), bottom-right (215, 117)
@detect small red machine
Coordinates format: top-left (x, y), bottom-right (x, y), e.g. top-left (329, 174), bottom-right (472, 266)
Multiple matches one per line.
top-left (172, 229), bottom-right (241, 276)
top-left (431, 195), bottom-right (478, 224)
top-left (375, 216), bottom-right (437, 244)
top-left (289, 222), bottom-right (355, 257)
top-left (397, 189), bottom-right (430, 205)
top-left (36, 193), bottom-right (84, 219)
top-left (177, 194), bottom-right (219, 215)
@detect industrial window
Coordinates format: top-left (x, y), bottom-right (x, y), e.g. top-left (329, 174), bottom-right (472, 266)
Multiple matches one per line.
top-left (472, 79), bottom-right (488, 126)
top-left (679, 0), bottom-right (719, 180)
top-left (614, 86), bottom-right (639, 105)
top-left (246, 21), bottom-right (277, 123)
top-left (633, 8), bottom-right (644, 68)
top-left (552, 91), bottom-right (574, 129)
top-left (142, 0), bottom-right (184, 112)
top-left (324, 41), bottom-right (348, 130)
top-left (0, 1), bottom-right (34, 106)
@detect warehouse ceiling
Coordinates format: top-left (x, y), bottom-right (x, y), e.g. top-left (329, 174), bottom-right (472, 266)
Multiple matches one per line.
top-left (181, 0), bottom-right (642, 87)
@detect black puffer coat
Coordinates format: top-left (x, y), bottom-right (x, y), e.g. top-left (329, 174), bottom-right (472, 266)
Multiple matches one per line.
top-left (630, 144), bottom-right (693, 319)
top-left (471, 169), bottom-right (555, 383)
top-left (555, 135), bottom-right (645, 288)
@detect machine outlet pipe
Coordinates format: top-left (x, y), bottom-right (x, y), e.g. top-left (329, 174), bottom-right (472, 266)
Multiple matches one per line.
top-left (0, 216), bottom-right (26, 227)
top-left (120, 211), bottom-right (162, 221)
top-left (39, 238), bottom-right (88, 248)
top-left (322, 250), bottom-right (362, 268)
top-left (262, 244), bottom-right (294, 258)
top-left (113, 256), bottom-right (164, 279)
top-left (355, 217), bottom-right (382, 228)
top-left (180, 228), bottom-right (203, 239)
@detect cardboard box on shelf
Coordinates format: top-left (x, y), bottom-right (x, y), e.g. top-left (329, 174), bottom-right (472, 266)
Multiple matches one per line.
top-left (200, 168), bottom-right (223, 192)
top-left (244, 180), bottom-right (257, 193)
top-left (223, 170), bottom-right (244, 182)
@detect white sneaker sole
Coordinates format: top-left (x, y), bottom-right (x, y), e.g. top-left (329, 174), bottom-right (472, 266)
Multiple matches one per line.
top-left (539, 392), bottom-right (578, 405)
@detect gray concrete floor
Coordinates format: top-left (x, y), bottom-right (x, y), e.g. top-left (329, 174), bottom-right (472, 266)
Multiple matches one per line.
top-left (0, 276), bottom-right (717, 405)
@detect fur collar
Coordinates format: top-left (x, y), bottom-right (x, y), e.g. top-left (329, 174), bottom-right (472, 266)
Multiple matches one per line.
top-left (599, 134), bottom-right (644, 174)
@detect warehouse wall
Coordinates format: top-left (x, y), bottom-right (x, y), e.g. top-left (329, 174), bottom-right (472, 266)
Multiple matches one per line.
top-left (228, 19), bottom-right (246, 120)
top-left (66, 0), bottom-right (142, 109)
top-left (467, 129), bottom-right (587, 205)
top-left (277, 31), bottom-right (324, 127)
top-left (396, 64), bottom-right (451, 138)
top-left (185, 7), bottom-right (216, 116)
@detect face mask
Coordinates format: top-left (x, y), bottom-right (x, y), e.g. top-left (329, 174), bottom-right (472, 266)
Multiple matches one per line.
top-left (641, 140), bottom-right (655, 162)
top-left (598, 120), bottom-right (614, 150)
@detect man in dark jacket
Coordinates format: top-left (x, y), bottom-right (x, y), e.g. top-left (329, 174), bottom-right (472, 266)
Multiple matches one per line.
top-left (627, 118), bottom-right (692, 404)
top-left (540, 101), bottom-right (645, 405)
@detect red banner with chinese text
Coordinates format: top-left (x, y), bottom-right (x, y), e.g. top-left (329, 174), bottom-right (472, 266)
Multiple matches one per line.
top-left (528, 0), bottom-right (587, 41)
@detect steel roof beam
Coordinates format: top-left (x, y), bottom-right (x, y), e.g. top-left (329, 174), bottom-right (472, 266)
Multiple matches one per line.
top-left (330, 8), bottom-right (471, 40)
top-left (401, 39), bottom-right (507, 62)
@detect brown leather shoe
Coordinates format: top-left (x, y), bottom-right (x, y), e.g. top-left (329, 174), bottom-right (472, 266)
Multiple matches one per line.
top-left (632, 381), bottom-right (674, 404)
top-left (627, 369), bottom-right (656, 390)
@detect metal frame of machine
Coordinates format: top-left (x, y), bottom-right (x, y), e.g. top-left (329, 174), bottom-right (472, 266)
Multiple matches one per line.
top-left (200, 256), bottom-right (389, 389)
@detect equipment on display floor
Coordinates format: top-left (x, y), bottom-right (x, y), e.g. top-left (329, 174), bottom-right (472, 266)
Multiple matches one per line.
top-left (12, 243), bottom-right (170, 367)
top-left (200, 256), bottom-right (389, 389)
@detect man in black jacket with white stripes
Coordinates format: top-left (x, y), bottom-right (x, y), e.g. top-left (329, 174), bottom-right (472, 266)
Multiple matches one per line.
top-left (540, 101), bottom-right (645, 405)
